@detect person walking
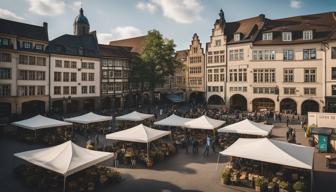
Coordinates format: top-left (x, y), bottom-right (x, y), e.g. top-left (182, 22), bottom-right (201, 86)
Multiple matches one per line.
top-left (185, 135), bottom-right (190, 154)
top-left (204, 135), bottom-right (211, 156)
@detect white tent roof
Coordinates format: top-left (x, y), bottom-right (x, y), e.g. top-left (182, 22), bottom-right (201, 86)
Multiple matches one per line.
top-left (154, 114), bottom-right (192, 127)
top-left (184, 115), bottom-right (225, 130)
top-left (64, 112), bottom-right (112, 124)
top-left (218, 119), bottom-right (273, 136)
top-left (115, 111), bottom-right (154, 122)
top-left (12, 115), bottom-right (72, 130)
top-left (219, 138), bottom-right (314, 170)
top-left (14, 141), bottom-right (113, 176)
top-left (106, 124), bottom-right (170, 143)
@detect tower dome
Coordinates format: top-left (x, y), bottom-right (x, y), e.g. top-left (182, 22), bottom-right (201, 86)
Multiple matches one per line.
top-left (73, 8), bottom-right (90, 36)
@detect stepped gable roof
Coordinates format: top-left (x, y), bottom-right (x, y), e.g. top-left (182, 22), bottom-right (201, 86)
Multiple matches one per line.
top-left (0, 18), bottom-right (48, 41)
top-left (49, 33), bottom-right (100, 58)
top-left (109, 36), bottom-right (146, 53)
top-left (99, 44), bottom-right (132, 58)
top-left (254, 12), bottom-right (336, 45)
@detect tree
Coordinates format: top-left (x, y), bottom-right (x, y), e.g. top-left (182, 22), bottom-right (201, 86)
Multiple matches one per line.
top-left (140, 30), bottom-right (182, 92)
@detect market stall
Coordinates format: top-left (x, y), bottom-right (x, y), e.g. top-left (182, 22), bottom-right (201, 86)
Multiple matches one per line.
top-left (64, 112), bottom-right (112, 133)
top-left (12, 115), bottom-right (73, 144)
top-left (14, 141), bottom-right (114, 192)
top-left (218, 138), bottom-right (314, 192)
top-left (154, 114), bottom-right (192, 127)
top-left (115, 111), bottom-right (154, 129)
top-left (218, 119), bottom-right (273, 137)
top-left (106, 124), bottom-right (171, 167)
top-left (184, 115), bottom-right (225, 130)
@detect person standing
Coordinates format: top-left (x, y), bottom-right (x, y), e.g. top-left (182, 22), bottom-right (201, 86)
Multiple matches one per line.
top-left (185, 135), bottom-right (190, 153)
top-left (204, 135), bottom-right (211, 156)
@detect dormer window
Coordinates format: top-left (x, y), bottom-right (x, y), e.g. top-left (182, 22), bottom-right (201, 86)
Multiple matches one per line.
top-left (303, 30), bottom-right (313, 40)
top-left (282, 32), bottom-right (292, 41)
top-left (262, 32), bottom-right (273, 40)
top-left (234, 33), bottom-right (241, 41)
top-left (23, 41), bottom-right (32, 49)
top-left (215, 40), bottom-right (221, 47)
top-left (35, 44), bottom-right (44, 51)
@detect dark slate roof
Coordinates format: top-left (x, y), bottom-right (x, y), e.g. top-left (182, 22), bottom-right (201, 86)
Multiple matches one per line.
top-left (254, 12), bottom-right (336, 45)
top-left (109, 36), bottom-right (146, 53)
top-left (48, 33), bottom-right (100, 58)
top-left (99, 44), bottom-right (132, 58)
top-left (220, 15), bottom-right (265, 44)
top-left (0, 18), bottom-right (48, 41)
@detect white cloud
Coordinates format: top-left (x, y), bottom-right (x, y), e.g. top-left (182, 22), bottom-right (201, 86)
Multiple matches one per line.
top-left (97, 26), bottom-right (143, 44)
top-left (69, 1), bottom-right (81, 12)
top-left (150, 0), bottom-right (203, 24)
top-left (136, 2), bottom-right (157, 14)
top-left (290, 0), bottom-right (302, 8)
top-left (0, 8), bottom-right (24, 21)
top-left (27, 0), bottom-right (65, 16)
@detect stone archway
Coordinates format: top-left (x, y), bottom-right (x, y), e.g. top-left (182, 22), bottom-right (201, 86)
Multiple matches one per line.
top-left (0, 102), bottom-right (11, 117)
top-left (252, 98), bottom-right (275, 112)
top-left (189, 92), bottom-right (205, 104)
top-left (208, 95), bottom-right (224, 105)
top-left (280, 98), bottom-right (297, 114)
top-left (22, 100), bottom-right (45, 115)
top-left (229, 94), bottom-right (247, 111)
top-left (301, 100), bottom-right (319, 115)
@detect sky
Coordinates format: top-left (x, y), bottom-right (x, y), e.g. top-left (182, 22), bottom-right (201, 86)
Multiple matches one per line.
top-left (0, 0), bottom-right (335, 50)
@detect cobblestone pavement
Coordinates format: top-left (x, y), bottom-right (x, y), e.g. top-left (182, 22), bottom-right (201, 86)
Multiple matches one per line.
top-left (1, 121), bottom-right (335, 192)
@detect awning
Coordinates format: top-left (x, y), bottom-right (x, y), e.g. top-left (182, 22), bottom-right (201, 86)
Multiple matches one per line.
top-left (183, 115), bottom-right (225, 130)
top-left (154, 114), bottom-right (192, 127)
top-left (12, 115), bottom-right (72, 130)
top-left (106, 124), bottom-right (170, 143)
top-left (14, 141), bottom-right (113, 176)
top-left (218, 119), bottom-right (273, 136)
top-left (115, 111), bottom-right (154, 122)
top-left (219, 138), bottom-right (314, 169)
top-left (64, 112), bottom-right (112, 124)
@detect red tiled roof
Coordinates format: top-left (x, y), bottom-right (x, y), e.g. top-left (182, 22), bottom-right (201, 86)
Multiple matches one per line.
top-left (109, 36), bottom-right (146, 53)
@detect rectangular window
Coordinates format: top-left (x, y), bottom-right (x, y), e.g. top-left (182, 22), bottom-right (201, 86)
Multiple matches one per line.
top-left (63, 72), bottom-right (69, 82)
top-left (282, 32), bottom-right (292, 41)
top-left (36, 57), bottom-right (46, 66)
top-left (36, 86), bottom-right (45, 95)
top-left (81, 73), bottom-right (87, 81)
top-left (71, 61), bottom-right (77, 68)
top-left (262, 32), bottom-right (273, 40)
top-left (234, 33), bottom-right (240, 41)
top-left (208, 56), bottom-right (212, 63)
top-left (253, 69), bottom-right (276, 83)
top-left (71, 86), bottom-right (77, 95)
top-left (304, 69), bottom-right (316, 82)
top-left (0, 52), bottom-right (11, 62)
top-left (303, 49), bottom-right (316, 60)
top-left (81, 86), bottom-right (87, 94)
top-left (303, 30), bottom-right (313, 40)
top-left (215, 40), bottom-right (221, 47)
top-left (64, 61), bottom-right (70, 68)
top-left (252, 50), bottom-right (276, 60)
top-left (304, 88), bottom-right (316, 95)
top-left (54, 86), bottom-right (61, 95)
top-left (332, 67), bottom-right (336, 80)
top-left (88, 73), bottom-right (94, 81)
top-left (35, 44), bottom-right (44, 50)
top-left (332, 85), bottom-right (336, 96)
top-left (23, 42), bottom-right (32, 49)
top-left (89, 86), bottom-right (95, 93)
top-left (71, 73), bottom-right (76, 82)
top-left (283, 69), bottom-right (294, 82)
top-left (284, 87), bottom-right (296, 95)
top-left (332, 47), bottom-right (336, 59)
top-left (54, 72), bottom-right (61, 82)
top-left (63, 86), bottom-right (69, 95)
top-left (0, 84), bottom-right (11, 96)
top-left (0, 68), bottom-right (11, 79)
top-left (283, 50), bottom-right (294, 60)
top-left (55, 60), bottom-right (62, 67)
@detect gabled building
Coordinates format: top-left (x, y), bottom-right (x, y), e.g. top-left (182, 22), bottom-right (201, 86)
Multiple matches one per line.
top-left (0, 18), bottom-right (49, 117)
top-left (48, 8), bottom-right (101, 114)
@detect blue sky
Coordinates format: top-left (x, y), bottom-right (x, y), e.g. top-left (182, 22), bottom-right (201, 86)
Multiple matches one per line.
top-left (0, 0), bottom-right (335, 50)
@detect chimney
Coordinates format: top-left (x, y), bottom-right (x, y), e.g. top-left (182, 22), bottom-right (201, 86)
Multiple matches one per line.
top-left (43, 22), bottom-right (48, 30)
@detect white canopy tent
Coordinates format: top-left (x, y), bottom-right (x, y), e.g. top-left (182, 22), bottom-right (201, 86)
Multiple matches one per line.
top-left (14, 141), bottom-right (113, 192)
top-left (12, 115), bottom-right (72, 137)
top-left (154, 114), bottom-right (192, 127)
top-left (183, 115), bottom-right (225, 130)
top-left (12, 115), bottom-right (72, 130)
top-left (106, 124), bottom-right (171, 157)
top-left (115, 111), bottom-right (154, 122)
top-left (219, 138), bottom-right (314, 169)
top-left (217, 119), bottom-right (273, 136)
top-left (64, 112), bottom-right (112, 124)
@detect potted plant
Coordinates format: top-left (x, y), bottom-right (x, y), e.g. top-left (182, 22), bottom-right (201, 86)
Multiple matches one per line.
top-left (145, 157), bottom-right (153, 167)
top-left (221, 169), bottom-right (231, 185)
top-left (260, 178), bottom-right (268, 192)
top-left (254, 177), bottom-right (262, 192)
top-left (293, 181), bottom-right (305, 192)
top-left (268, 181), bottom-right (278, 192)
top-left (279, 181), bottom-right (289, 192)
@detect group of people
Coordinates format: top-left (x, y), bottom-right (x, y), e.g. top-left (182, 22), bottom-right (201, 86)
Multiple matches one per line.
top-left (182, 134), bottom-right (218, 157)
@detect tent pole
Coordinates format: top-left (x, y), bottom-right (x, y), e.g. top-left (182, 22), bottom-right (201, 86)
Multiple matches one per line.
top-left (147, 142), bottom-right (149, 159)
top-left (63, 176), bottom-right (66, 192)
top-left (216, 154), bottom-right (220, 169)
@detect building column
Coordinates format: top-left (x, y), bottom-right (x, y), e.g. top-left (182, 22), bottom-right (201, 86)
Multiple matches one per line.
top-left (247, 99), bottom-right (253, 112)
top-left (297, 101), bottom-right (302, 115)
top-left (275, 100), bottom-right (280, 113)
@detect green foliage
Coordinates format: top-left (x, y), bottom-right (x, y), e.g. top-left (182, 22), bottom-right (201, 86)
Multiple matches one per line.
top-left (140, 29), bottom-right (182, 91)
top-left (279, 181), bottom-right (289, 189)
top-left (306, 124), bottom-right (315, 137)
